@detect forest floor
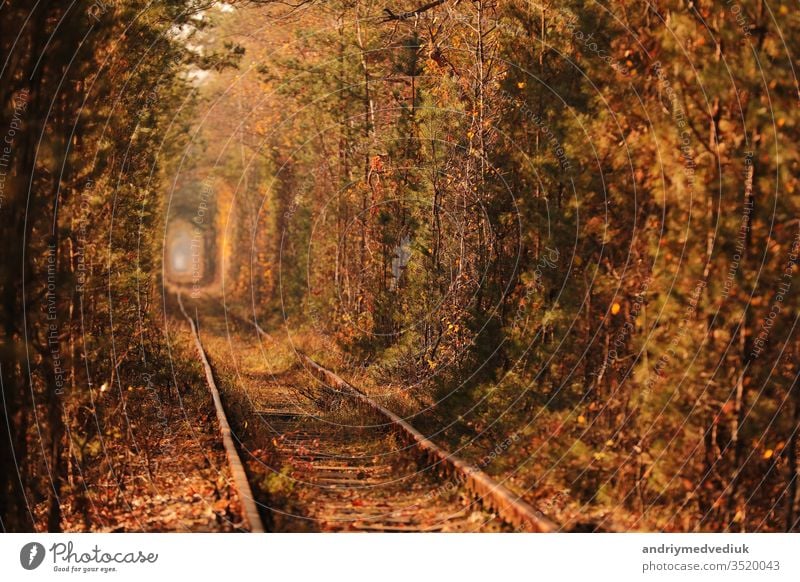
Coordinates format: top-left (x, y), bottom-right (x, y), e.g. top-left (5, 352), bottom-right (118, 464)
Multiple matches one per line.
top-left (59, 317), bottom-right (244, 532)
top-left (62, 290), bottom-right (630, 533)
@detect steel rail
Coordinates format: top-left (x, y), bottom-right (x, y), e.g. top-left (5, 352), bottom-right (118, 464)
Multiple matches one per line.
top-left (177, 293), bottom-right (265, 533)
top-left (298, 353), bottom-right (558, 533)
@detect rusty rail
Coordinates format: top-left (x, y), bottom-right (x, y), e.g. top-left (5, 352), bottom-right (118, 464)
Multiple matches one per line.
top-left (298, 353), bottom-right (558, 533)
top-left (177, 293), bottom-right (265, 533)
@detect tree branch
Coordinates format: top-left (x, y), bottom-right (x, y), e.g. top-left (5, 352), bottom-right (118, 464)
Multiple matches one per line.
top-left (383, 0), bottom-right (447, 22)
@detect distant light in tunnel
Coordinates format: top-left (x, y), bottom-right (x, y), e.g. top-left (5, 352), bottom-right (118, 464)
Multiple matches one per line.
top-left (168, 228), bottom-right (194, 275)
top-left (172, 250), bottom-right (189, 272)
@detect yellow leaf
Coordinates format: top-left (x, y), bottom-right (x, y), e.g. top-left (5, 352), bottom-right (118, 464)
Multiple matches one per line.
top-left (611, 303), bottom-right (621, 315)
top-left (517, 82), bottom-right (526, 89)
top-left (762, 448), bottom-right (774, 460)
top-left (577, 415), bottom-right (586, 425)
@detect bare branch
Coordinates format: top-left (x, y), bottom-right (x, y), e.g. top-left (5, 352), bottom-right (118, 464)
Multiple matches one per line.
top-left (383, 0), bottom-right (447, 22)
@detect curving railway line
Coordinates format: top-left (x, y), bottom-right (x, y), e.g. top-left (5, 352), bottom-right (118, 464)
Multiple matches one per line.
top-left (176, 294), bottom-right (557, 533)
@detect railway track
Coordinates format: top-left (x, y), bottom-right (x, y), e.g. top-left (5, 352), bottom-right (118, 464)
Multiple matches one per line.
top-left (178, 295), bottom-right (557, 533)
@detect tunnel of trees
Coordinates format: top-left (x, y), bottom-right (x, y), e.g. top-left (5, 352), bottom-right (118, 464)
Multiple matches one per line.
top-left (1, 0), bottom-right (799, 532)
top-left (164, 180), bottom-right (218, 288)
